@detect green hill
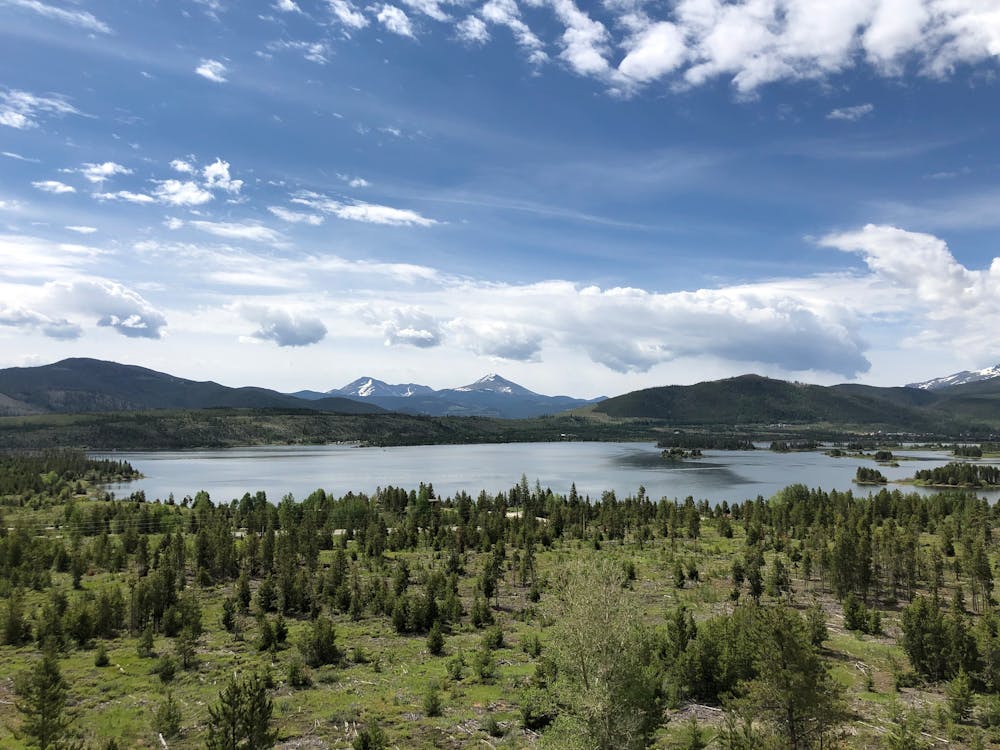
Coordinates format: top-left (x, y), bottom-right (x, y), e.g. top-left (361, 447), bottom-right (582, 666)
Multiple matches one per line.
top-left (0, 358), bottom-right (383, 416)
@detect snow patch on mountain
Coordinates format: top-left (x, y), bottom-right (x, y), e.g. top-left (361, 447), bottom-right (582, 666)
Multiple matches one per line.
top-left (907, 364), bottom-right (1000, 390)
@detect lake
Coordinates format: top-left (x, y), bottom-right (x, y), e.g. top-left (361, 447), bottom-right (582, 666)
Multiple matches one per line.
top-left (98, 442), bottom-right (1000, 506)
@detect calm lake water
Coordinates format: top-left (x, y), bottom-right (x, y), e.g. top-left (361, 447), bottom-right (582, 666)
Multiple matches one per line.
top-left (99, 442), bottom-right (1000, 506)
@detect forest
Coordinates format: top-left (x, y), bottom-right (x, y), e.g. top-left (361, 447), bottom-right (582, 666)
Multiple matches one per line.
top-left (1, 451), bottom-right (999, 748)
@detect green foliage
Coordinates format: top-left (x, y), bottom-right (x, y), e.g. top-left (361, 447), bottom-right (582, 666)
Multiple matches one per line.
top-left (206, 672), bottom-right (276, 750)
top-left (945, 669), bottom-right (973, 722)
top-left (14, 641), bottom-right (80, 750)
top-left (426, 620), bottom-right (444, 656)
top-left (547, 559), bottom-right (661, 750)
top-left (422, 680), bottom-right (443, 717)
top-left (352, 720), bottom-right (387, 750)
top-left (154, 691), bottom-right (182, 739)
top-left (298, 615), bottom-right (339, 667)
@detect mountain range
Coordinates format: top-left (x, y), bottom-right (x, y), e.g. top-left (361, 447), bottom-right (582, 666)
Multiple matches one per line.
top-left (5, 358), bottom-right (1000, 432)
top-left (0, 360), bottom-right (599, 420)
top-left (294, 373), bottom-right (603, 418)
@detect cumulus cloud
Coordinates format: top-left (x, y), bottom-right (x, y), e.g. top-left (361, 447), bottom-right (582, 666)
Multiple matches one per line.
top-left (2, 0), bottom-right (111, 33)
top-left (377, 4), bottom-right (415, 36)
top-left (32, 180), bottom-right (76, 194)
top-left (152, 180), bottom-right (213, 206)
top-left (195, 59), bottom-right (229, 83)
top-left (618, 21), bottom-right (687, 82)
top-left (379, 308), bottom-right (443, 348)
top-left (0, 304), bottom-right (81, 339)
top-left (202, 158), bottom-right (243, 193)
top-left (448, 319), bottom-right (543, 361)
top-left (328, 0), bottom-right (368, 28)
top-left (0, 88), bottom-right (81, 129)
top-left (291, 192), bottom-right (438, 226)
top-left (244, 306), bottom-right (327, 346)
top-left (170, 159), bottom-right (196, 174)
top-left (79, 161), bottom-right (131, 183)
top-left (827, 103), bottom-right (875, 121)
top-left (45, 279), bottom-right (167, 338)
top-left (275, 0), bottom-right (300, 11)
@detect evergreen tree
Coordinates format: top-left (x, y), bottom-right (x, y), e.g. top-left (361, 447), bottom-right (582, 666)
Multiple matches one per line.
top-left (15, 642), bottom-right (78, 750)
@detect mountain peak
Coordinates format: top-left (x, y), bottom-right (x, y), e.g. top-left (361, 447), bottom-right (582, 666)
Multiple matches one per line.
top-left (333, 377), bottom-right (434, 399)
top-left (455, 373), bottom-right (534, 396)
top-left (907, 364), bottom-right (1000, 391)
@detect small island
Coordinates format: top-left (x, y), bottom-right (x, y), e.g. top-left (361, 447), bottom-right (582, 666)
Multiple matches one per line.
top-left (908, 462), bottom-right (1000, 488)
top-left (661, 447), bottom-right (703, 460)
top-left (854, 466), bottom-right (888, 485)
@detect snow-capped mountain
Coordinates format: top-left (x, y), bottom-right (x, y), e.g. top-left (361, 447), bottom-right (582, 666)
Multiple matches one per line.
top-left (453, 373), bottom-right (533, 396)
top-left (333, 377), bottom-right (435, 399)
top-left (907, 364), bottom-right (1000, 390)
top-left (292, 373), bottom-right (603, 418)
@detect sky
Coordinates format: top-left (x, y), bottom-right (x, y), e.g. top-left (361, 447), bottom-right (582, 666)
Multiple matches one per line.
top-left (1, 0), bottom-right (1000, 399)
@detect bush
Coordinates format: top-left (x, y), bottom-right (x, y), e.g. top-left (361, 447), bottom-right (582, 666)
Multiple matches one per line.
top-left (353, 720), bottom-right (387, 750)
top-left (481, 714), bottom-right (504, 738)
top-left (446, 653), bottom-right (465, 681)
top-left (287, 653), bottom-right (312, 688)
top-left (94, 643), bottom-right (110, 668)
top-left (472, 648), bottom-right (495, 682)
top-left (300, 616), bottom-right (339, 667)
top-left (481, 625), bottom-right (504, 651)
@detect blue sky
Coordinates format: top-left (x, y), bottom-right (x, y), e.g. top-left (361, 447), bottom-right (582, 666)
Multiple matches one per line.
top-left (2, 0), bottom-right (1000, 398)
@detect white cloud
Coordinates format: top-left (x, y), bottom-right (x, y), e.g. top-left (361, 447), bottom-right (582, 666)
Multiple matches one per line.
top-left (377, 308), bottom-right (443, 348)
top-left (549, 0), bottom-right (613, 77)
top-left (456, 15), bottom-right (490, 44)
top-left (94, 190), bottom-right (156, 204)
top-left (65, 226), bottom-right (98, 234)
top-left (32, 180), bottom-right (76, 194)
top-left (0, 199), bottom-right (24, 211)
top-left (45, 278), bottom-right (167, 339)
top-left (152, 180), bottom-right (213, 206)
top-left (328, 0), bottom-right (369, 28)
top-left (0, 303), bottom-right (81, 339)
top-left (480, 0), bottom-right (547, 63)
top-left (268, 206), bottom-right (325, 225)
top-left (292, 192), bottom-right (439, 226)
top-left (190, 220), bottom-right (283, 243)
top-left (401, 0), bottom-right (451, 22)
top-left (275, 0), bottom-right (301, 11)
top-left (377, 4), bottom-right (415, 37)
top-left (79, 161), bottom-right (132, 183)
top-left (827, 103), bottom-right (875, 121)
top-left (2, 151), bottom-right (39, 162)
top-left (195, 59), bottom-right (229, 83)
top-left (618, 21), bottom-right (687, 82)
top-left (243, 306), bottom-right (327, 346)
top-left (448, 319), bottom-right (543, 361)
top-left (2, 0), bottom-right (111, 33)
top-left (268, 40), bottom-right (332, 64)
top-left (170, 159), bottom-right (196, 174)
top-left (0, 88), bottom-right (81, 130)
top-left (202, 158), bottom-right (243, 193)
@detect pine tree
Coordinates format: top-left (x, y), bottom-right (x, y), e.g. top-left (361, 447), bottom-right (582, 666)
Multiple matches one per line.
top-left (15, 642), bottom-right (78, 750)
top-left (206, 672), bottom-right (276, 750)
